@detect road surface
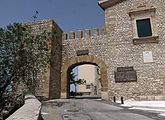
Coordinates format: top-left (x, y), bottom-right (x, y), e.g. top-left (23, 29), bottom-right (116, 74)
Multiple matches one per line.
top-left (40, 99), bottom-right (165, 120)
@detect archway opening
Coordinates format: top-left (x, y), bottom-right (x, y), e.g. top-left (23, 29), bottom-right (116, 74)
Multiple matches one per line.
top-left (68, 63), bottom-right (101, 99)
top-left (61, 56), bottom-right (108, 100)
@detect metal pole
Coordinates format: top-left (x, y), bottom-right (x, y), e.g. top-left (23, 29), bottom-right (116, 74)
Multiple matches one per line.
top-left (121, 97), bottom-right (124, 104)
top-left (113, 96), bottom-right (116, 103)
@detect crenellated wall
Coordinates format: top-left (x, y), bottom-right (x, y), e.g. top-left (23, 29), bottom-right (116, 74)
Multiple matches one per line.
top-left (61, 28), bottom-right (110, 100)
top-left (62, 28), bottom-right (108, 64)
top-left (62, 27), bottom-right (107, 40)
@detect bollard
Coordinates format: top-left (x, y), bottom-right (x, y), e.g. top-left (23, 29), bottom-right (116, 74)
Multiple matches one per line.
top-left (121, 97), bottom-right (124, 104)
top-left (113, 96), bottom-right (116, 103)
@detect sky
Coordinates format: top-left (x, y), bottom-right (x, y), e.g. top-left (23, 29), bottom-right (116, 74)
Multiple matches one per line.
top-left (0, 0), bottom-right (105, 33)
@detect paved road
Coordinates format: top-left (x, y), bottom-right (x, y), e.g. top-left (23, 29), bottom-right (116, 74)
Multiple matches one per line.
top-left (40, 99), bottom-right (165, 120)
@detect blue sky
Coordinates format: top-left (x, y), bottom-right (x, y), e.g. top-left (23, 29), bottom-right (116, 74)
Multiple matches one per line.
top-left (0, 0), bottom-right (105, 33)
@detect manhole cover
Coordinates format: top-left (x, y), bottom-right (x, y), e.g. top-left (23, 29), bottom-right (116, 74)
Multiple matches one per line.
top-left (66, 109), bottom-right (79, 112)
top-left (63, 114), bottom-right (91, 120)
top-left (53, 102), bottom-right (67, 107)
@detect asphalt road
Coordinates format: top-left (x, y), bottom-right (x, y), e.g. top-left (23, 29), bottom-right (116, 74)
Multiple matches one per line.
top-left (40, 99), bottom-right (165, 120)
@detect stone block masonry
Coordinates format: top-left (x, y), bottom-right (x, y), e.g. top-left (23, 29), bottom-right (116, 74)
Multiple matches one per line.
top-left (61, 28), bottom-right (109, 100)
top-left (16, 0), bottom-right (165, 101)
top-left (101, 0), bottom-right (165, 101)
top-left (27, 20), bottom-right (63, 99)
top-left (62, 27), bottom-right (107, 62)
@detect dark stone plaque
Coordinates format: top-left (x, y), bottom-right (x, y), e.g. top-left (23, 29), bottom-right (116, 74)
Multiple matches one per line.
top-left (117, 67), bottom-right (133, 72)
top-left (115, 67), bottom-right (137, 82)
top-left (77, 50), bottom-right (89, 56)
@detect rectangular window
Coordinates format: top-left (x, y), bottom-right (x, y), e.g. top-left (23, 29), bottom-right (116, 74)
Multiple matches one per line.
top-left (86, 85), bottom-right (90, 89)
top-left (136, 18), bottom-right (152, 37)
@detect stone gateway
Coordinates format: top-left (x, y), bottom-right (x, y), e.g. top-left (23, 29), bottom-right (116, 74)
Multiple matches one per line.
top-left (33, 0), bottom-right (165, 101)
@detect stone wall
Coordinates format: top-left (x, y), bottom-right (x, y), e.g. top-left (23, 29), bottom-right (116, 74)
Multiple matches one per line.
top-left (61, 0), bottom-right (165, 100)
top-left (6, 94), bottom-right (41, 120)
top-left (61, 28), bottom-right (109, 99)
top-left (62, 28), bottom-right (107, 64)
top-left (29, 20), bottom-right (63, 99)
top-left (49, 21), bottom-right (63, 99)
top-left (102, 0), bottom-right (165, 100)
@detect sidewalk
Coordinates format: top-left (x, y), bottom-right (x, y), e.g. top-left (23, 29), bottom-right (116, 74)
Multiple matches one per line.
top-left (121, 100), bottom-right (165, 117)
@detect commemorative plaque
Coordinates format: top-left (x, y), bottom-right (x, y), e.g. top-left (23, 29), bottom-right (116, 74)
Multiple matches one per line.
top-left (143, 51), bottom-right (153, 63)
top-left (115, 67), bottom-right (137, 82)
top-left (77, 50), bottom-right (89, 56)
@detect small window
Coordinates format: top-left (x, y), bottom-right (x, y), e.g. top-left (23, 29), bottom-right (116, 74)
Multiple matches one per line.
top-left (129, 4), bottom-right (159, 44)
top-left (136, 18), bottom-right (152, 37)
top-left (86, 85), bottom-right (90, 89)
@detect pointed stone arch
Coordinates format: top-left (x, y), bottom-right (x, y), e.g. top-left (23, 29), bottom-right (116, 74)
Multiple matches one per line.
top-left (61, 55), bottom-right (109, 100)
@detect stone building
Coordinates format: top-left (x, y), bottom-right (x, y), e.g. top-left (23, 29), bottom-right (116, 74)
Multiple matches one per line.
top-left (31, 0), bottom-right (165, 101)
top-left (98, 0), bottom-right (165, 100)
top-left (77, 65), bottom-right (101, 96)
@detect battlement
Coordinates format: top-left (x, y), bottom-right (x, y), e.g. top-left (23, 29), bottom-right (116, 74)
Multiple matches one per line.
top-left (26, 19), bottom-right (63, 34)
top-left (62, 27), bottom-right (107, 40)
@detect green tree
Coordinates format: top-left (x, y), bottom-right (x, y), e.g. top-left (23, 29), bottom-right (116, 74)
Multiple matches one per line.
top-left (0, 23), bottom-right (51, 119)
top-left (69, 70), bottom-right (86, 93)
